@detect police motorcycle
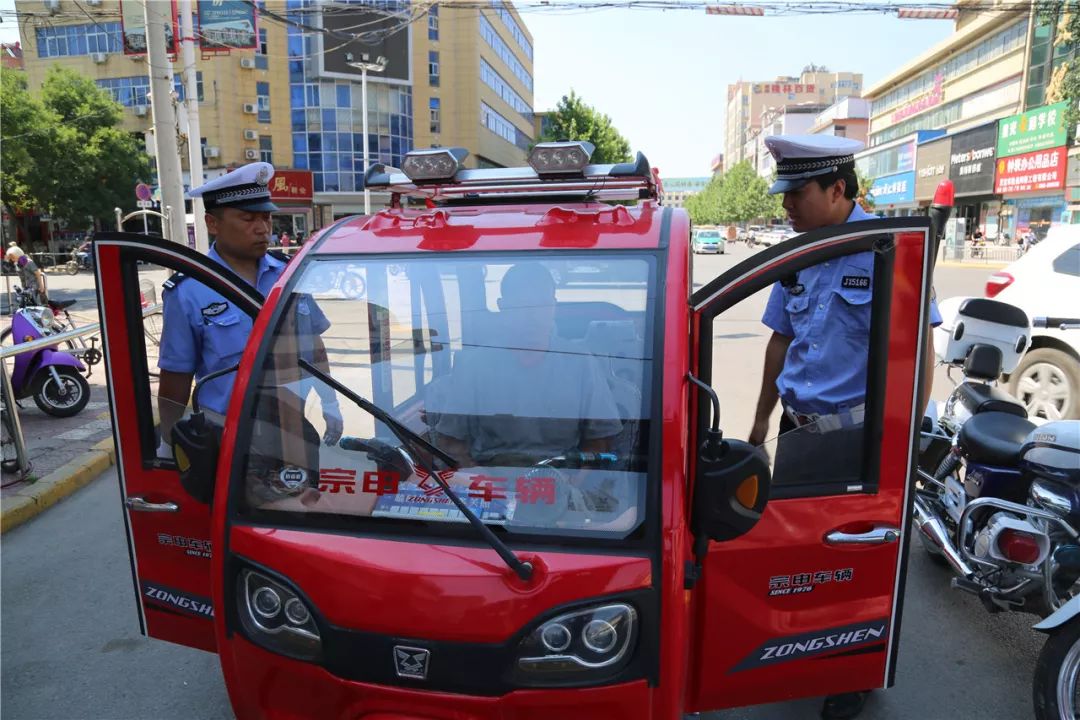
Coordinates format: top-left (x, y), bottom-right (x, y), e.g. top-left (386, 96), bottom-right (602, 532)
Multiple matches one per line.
top-left (915, 310), bottom-right (1080, 624)
top-left (91, 143), bottom-right (940, 719)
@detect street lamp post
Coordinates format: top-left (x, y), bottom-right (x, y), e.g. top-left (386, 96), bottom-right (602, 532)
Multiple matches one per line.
top-left (346, 53), bottom-right (388, 215)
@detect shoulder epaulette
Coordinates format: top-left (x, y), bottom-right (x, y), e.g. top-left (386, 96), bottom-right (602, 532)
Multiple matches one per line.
top-left (267, 249), bottom-right (291, 264)
top-left (162, 272), bottom-right (187, 291)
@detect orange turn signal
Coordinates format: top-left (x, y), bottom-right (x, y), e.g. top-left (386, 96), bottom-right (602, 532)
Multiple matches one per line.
top-left (735, 474), bottom-right (759, 509)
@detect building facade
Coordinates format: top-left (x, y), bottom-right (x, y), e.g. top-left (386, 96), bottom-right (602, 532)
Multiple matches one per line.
top-left (15, 0), bottom-right (534, 234)
top-left (724, 68), bottom-right (863, 168)
top-left (752, 103), bottom-right (829, 179)
top-left (659, 177), bottom-right (710, 208)
top-left (808, 96), bottom-right (870, 144)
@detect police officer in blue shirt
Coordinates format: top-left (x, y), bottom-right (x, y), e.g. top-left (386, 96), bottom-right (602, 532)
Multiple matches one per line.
top-left (746, 135), bottom-right (940, 720)
top-left (157, 162), bottom-right (342, 453)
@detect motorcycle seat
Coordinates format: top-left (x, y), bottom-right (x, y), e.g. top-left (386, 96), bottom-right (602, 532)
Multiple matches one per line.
top-left (49, 299), bottom-right (76, 311)
top-left (955, 383), bottom-right (1027, 418)
top-left (959, 411), bottom-right (1037, 466)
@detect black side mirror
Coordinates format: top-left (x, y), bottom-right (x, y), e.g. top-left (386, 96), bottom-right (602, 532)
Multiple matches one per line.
top-left (171, 411), bottom-right (223, 505)
top-left (692, 436), bottom-right (771, 542)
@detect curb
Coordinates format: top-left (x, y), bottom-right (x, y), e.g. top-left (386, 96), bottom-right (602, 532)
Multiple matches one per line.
top-left (0, 437), bottom-right (116, 535)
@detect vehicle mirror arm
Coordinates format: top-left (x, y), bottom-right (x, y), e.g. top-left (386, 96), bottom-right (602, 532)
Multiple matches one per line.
top-left (297, 359), bottom-right (533, 582)
top-left (191, 363), bottom-right (241, 414)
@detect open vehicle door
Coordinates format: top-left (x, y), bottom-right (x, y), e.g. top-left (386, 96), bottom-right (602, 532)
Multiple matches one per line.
top-left (93, 232), bottom-right (264, 653)
top-left (685, 217), bottom-right (934, 711)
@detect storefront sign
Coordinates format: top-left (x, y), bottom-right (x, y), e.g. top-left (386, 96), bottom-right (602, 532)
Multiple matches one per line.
top-left (197, 0), bottom-right (257, 50)
top-left (752, 83), bottom-right (816, 94)
top-left (994, 147), bottom-right (1067, 194)
top-left (119, 0), bottom-right (177, 55)
top-left (870, 171), bottom-right (916, 206)
top-left (949, 123), bottom-right (998, 196)
top-left (892, 74), bottom-right (944, 125)
top-left (997, 102), bottom-right (1069, 158)
top-left (915, 136), bottom-right (952, 201)
top-left (269, 170), bottom-right (313, 202)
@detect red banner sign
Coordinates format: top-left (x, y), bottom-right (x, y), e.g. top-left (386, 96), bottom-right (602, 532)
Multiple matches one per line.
top-left (994, 147), bottom-right (1067, 194)
top-left (269, 170), bottom-right (313, 202)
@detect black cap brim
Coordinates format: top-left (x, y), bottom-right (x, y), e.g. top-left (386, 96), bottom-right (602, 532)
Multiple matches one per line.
top-left (769, 177), bottom-right (811, 195)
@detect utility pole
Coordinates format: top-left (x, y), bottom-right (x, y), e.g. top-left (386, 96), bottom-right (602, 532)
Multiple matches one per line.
top-left (144, 0), bottom-right (186, 244)
top-left (347, 53), bottom-right (388, 215)
top-left (178, 0), bottom-right (208, 252)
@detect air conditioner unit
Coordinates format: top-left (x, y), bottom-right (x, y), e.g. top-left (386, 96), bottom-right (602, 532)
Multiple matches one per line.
top-left (86, 0), bottom-right (101, 5)
top-left (91, 52), bottom-right (107, 64)
top-left (243, 129), bottom-right (258, 141)
top-left (44, 0), bottom-right (60, 15)
top-left (244, 149), bottom-right (259, 160)
top-left (242, 103), bottom-right (257, 114)
top-left (204, 146), bottom-right (220, 158)
top-left (134, 105), bottom-right (148, 117)
top-left (239, 57), bottom-right (256, 69)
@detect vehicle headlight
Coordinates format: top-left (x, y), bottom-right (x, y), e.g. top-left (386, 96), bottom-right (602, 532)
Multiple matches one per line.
top-left (237, 569), bottom-right (322, 662)
top-left (516, 603), bottom-right (637, 678)
top-left (26, 307), bottom-right (55, 332)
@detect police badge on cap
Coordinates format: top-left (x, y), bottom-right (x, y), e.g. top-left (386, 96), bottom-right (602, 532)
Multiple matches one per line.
top-left (764, 135), bottom-right (865, 195)
top-left (187, 161), bottom-right (279, 212)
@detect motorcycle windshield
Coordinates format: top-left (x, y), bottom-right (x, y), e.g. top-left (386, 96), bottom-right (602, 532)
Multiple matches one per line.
top-left (234, 254), bottom-right (657, 545)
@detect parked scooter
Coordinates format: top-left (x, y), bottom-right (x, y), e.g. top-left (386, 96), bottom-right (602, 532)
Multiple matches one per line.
top-left (4, 303), bottom-right (90, 417)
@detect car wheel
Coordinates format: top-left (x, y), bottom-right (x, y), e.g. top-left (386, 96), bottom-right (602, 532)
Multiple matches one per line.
top-left (1009, 348), bottom-right (1080, 421)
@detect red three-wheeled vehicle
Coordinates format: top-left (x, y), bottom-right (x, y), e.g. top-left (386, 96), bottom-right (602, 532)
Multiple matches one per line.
top-left (93, 142), bottom-right (935, 719)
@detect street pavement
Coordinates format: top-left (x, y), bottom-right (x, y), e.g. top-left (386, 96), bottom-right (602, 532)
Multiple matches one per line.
top-left (2, 243), bottom-right (1037, 719)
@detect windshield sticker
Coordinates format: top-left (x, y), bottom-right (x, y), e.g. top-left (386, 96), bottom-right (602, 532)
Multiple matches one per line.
top-left (157, 533), bottom-right (212, 559)
top-left (731, 619), bottom-right (888, 672)
top-left (278, 466), bottom-right (308, 491)
top-left (768, 568), bottom-right (853, 596)
top-left (142, 581), bottom-right (214, 619)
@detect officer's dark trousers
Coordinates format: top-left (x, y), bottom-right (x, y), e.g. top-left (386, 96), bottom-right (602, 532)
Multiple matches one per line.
top-left (773, 415), bottom-right (865, 489)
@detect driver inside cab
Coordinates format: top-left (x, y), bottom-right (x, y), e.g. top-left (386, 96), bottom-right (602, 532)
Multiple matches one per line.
top-left (429, 263), bottom-right (624, 468)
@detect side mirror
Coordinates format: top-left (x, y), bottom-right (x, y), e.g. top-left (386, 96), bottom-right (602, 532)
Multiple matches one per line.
top-left (692, 436), bottom-right (771, 543)
top-left (171, 411), bottom-right (223, 505)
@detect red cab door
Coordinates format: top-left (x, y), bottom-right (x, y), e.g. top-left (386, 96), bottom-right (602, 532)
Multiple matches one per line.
top-left (685, 218), bottom-right (934, 711)
top-left (93, 233), bottom-right (263, 653)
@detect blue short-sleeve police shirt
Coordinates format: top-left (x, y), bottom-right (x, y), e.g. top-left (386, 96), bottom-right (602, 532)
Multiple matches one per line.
top-left (761, 205), bottom-right (942, 415)
top-left (158, 246), bottom-right (328, 416)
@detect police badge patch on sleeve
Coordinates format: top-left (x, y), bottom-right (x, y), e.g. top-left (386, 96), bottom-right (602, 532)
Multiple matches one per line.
top-left (201, 302), bottom-right (229, 319)
top-left (841, 276), bottom-right (871, 289)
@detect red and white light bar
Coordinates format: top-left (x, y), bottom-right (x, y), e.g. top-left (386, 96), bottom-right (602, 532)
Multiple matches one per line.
top-left (705, 4), bottom-right (765, 16)
top-left (897, 8), bottom-right (958, 19)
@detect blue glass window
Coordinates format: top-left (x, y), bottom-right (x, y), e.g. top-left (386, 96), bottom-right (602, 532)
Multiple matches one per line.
top-left (323, 132), bottom-right (338, 152)
top-left (37, 22), bottom-right (122, 58)
top-left (256, 81), bottom-right (271, 123)
top-left (337, 84), bottom-right (351, 108)
top-left (306, 84), bottom-right (320, 107)
top-left (313, 173), bottom-right (324, 192)
top-left (294, 154), bottom-right (308, 170)
top-left (291, 109), bottom-right (306, 130)
top-left (322, 109), bottom-right (337, 131)
top-left (308, 133), bottom-right (321, 151)
top-left (293, 133), bottom-right (308, 152)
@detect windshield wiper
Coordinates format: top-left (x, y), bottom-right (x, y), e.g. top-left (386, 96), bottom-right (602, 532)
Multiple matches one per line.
top-left (297, 359), bottom-right (534, 581)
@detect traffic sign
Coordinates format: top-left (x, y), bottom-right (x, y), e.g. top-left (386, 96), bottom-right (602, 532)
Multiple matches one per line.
top-left (135, 183), bottom-right (152, 201)
top-left (136, 200), bottom-right (154, 208)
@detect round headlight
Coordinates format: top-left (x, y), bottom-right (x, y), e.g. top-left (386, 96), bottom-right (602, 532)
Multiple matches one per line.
top-left (252, 586), bottom-right (282, 619)
top-left (283, 597), bottom-right (310, 625)
top-left (582, 619), bottom-right (618, 654)
top-left (540, 622), bottom-right (572, 652)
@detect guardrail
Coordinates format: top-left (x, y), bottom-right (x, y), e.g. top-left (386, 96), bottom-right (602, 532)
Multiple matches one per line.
top-left (939, 243), bottom-right (1021, 264)
top-left (0, 303), bottom-right (160, 481)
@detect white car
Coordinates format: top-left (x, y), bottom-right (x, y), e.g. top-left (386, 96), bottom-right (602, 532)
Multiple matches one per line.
top-left (986, 225), bottom-right (1080, 420)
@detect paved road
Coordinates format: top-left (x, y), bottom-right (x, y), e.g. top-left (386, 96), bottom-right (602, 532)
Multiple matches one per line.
top-left (2, 245), bottom-right (1039, 720)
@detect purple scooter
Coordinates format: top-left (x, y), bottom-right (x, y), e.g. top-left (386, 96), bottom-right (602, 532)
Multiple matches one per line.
top-left (5, 304), bottom-right (89, 417)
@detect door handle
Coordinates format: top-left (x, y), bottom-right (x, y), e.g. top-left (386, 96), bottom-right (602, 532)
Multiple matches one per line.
top-left (825, 525), bottom-right (900, 546)
top-left (126, 497), bottom-right (180, 513)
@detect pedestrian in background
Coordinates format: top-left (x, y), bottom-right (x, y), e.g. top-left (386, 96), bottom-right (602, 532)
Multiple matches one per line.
top-left (747, 134), bottom-right (942, 720)
top-left (4, 245), bottom-right (49, 306)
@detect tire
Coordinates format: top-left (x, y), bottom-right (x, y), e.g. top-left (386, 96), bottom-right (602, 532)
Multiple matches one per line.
top-left (65, 261), bottom-right (79, 275)
top-left (1009, 347), bottom-right (1080, 421)
top-left (33, 367), bottom-right (90, 417)
top-left (1034, 618), bottom-right (1080, 720)
top-left (341, 272), bottom-right (366, 299)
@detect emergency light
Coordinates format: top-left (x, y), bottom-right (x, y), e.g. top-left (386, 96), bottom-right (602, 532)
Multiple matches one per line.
top-left (401, 147), bottom-right (469, 183)
top-left (528, 141), bottom-right (595, 176)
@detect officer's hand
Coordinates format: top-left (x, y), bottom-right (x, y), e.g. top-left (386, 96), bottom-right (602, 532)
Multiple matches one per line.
top-left (748, 418), bottom-right (769, 447)
top-left (322, 403), bottom-right (344, 446)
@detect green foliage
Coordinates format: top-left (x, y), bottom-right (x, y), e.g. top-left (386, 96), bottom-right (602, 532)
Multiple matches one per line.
top-left (539, 90), bottom-right (633, 164)
top-left (1040, 4), bottom-right (1079, 130)
top-left (1, 66), bottom-right (150, 230)
top-left (855, 168), bottom-right (876, 213)
top-left (683, 174), bottom-right (724, 225)
top-left (717, 161), bottom-right (779, 223)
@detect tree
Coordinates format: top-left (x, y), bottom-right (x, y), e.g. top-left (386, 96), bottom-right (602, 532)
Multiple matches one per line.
top-left (682, 173), bottom-right (724, 226)
top-left (717, 161), bottom-right (776, 223)
top-left (855, 168), bottom-right (876, 214)
top-left (1, 66), bottom-right (151, 241)
top-left (539, 90), bottom-right (633, 164)
top-left (1040, 5), bottom-right (1078, 129)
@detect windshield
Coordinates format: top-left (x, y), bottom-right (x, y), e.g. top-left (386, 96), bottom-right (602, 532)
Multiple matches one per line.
top-left (237, 254), bottom-right (656, 543)
top-left (697, 231), bottom-right (721, 240)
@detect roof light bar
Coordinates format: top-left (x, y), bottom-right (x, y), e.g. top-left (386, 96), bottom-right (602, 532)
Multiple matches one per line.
top-left (705, 5), bottom-right (765, 16)
top-left (401, 147), bottom-right (469, 183)
top-left (528, 141), bottom-right (595, 176)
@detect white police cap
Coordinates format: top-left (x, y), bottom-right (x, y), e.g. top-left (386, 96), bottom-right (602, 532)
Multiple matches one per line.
top-left (187, 161), bottom-right (279, 212)
top-left (765, 135), bottom-right (865, 195)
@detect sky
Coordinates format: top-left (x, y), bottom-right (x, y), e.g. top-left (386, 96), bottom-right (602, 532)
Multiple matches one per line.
top-left (0, 1), bottom-right (955, 177)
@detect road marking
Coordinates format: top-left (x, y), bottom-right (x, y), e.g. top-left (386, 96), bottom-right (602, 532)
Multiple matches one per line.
top-left (55, 419), bottom-right (113, 441)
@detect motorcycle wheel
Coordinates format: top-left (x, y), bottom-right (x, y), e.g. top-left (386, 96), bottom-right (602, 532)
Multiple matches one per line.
top-left (65, 260), bottom-right (79, 275)
top-left (1034, 617), bottom-right (1080, 720)
top-left (341, 273), bottom-right (366, 299)
top-left (33, 367), bottom-right (90, 418)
